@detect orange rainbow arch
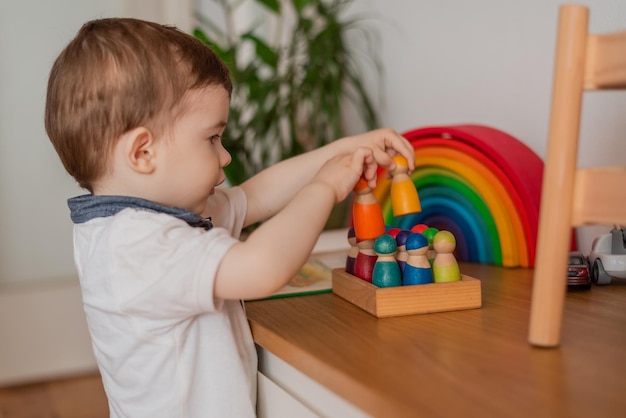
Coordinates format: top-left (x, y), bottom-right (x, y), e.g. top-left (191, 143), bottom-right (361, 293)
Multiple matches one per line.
top-left (373, 125), bottom-right (543, 267)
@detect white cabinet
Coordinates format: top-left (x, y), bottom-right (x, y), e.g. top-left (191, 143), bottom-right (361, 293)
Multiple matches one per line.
top-left (257, 347), bottom-right (370, 418)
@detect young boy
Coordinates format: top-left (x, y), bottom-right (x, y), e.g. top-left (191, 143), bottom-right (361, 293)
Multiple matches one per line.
top-left (45, 18), bottom-right (414, 417)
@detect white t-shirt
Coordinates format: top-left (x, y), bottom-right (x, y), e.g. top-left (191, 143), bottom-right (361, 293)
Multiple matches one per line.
top-left (73, 188), bottom-right (257, 417)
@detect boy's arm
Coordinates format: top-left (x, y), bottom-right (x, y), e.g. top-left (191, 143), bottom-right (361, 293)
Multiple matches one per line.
top-left (215, 148), bottom-right (375, 300)
top-left (240, 128), bottom-right (414, 227)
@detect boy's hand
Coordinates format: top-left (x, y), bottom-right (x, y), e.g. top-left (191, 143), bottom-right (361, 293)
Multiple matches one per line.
top-left (345, 128), bottom-right (415, 174)
top-left (313, 147), bottom-right (377, 202)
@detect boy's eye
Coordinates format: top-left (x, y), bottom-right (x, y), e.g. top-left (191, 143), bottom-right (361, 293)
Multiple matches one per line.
top-left (208, 135), bottom-right (221, 143)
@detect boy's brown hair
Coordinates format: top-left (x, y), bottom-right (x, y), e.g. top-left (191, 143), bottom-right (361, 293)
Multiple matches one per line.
top-left (45, 18), bottom-right (232, 192)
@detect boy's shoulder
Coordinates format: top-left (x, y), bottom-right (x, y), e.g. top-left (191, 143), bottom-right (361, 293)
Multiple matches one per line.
top-left (205, 186), bottom-right (247, 231)
top-left (75, 206), bottom-right (239, 269)
top-left (75, 207), bottom-right (201, 247)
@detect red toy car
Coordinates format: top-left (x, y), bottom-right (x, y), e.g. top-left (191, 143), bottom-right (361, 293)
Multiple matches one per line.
top-left (567, 251), bottom-right (591, 290)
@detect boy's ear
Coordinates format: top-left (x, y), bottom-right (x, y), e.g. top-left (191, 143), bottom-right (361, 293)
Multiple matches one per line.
top-left (121, 127), bottom-right (156, 174)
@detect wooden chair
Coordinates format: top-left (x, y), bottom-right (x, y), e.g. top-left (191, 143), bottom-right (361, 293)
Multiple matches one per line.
top-left (528, 4), bottom-right (626, 347)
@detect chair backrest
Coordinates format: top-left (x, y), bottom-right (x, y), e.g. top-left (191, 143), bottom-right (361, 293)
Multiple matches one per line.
top-left (528, 4), bottom-right (626, 347)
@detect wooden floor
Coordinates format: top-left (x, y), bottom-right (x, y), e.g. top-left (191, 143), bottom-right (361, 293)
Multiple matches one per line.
top-left (0, 373), bottom-right (108, 418)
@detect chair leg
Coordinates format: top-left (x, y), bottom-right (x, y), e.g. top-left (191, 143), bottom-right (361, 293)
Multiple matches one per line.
top-left (528, 221), bottom-right (571, 347)
top-left (528, 4), bottom-right (588, 347)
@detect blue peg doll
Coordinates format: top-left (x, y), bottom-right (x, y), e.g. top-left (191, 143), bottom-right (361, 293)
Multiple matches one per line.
top-left (403, 232), bottom-right (434, 285)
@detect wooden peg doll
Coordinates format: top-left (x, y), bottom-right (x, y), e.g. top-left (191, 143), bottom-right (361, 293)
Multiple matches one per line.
top-left (346, 227), bottom-right (358, 275)
top-left (386, 227), bottom-right (401, 238)
top-left (394, 229), bottom-right (411, 274)
top-left (410, 223), bottom-right (429, 234)
top-left (403, 232), bottom-right (434, 285)
top-left (422, 227), bottom-right (439, 266)
top-left (354, 238), bottom-right (377, 282)
top-left (352, 177), bottom-right (386, 240)
top-left (432, 230), bottom-right (461, 283)
top-left (372, 234), bottom-right (402, 288)
top-left (390, 155), bottom-right (421, 217)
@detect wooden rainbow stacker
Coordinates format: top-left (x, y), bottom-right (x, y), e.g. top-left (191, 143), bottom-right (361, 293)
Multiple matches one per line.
top-left (332, 268), bottom-right (482, 318)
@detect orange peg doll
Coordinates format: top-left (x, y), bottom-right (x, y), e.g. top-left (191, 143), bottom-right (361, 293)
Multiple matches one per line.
top-left (352, 176), bottom-right (386, 240)
top-left (390, 155), bottom-right (421, 217)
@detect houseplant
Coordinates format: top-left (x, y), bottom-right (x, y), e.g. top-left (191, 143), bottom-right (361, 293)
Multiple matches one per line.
top-left (194, 0), bottom-right (381, 186)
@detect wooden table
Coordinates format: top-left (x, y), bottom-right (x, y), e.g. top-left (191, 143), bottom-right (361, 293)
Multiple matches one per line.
top-left (245, 263), bottom-right (626, 418)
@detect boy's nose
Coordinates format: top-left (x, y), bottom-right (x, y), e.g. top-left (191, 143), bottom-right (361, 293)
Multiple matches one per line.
top-left (220, 146), bottom-right (232, 167)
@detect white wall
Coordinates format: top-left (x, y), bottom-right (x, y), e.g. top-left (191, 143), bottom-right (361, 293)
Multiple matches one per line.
top-left (0, 1), bottom-right (126, 288)
top-left (1, 0), bottom-right (625, 285)
top-left (0, 0), bottom-right (189, 287)
top-left (346, 0), bottom-right (626, 167)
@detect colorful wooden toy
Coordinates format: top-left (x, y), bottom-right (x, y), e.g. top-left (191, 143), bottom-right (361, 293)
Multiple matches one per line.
top-left (346, 227), bottom-right (358, 275)
top-left (432, 230), bottom-right (461, 283)
top-left (372, 234), bottom-right (402, 288)
top-left (354, 238), bottom-right (377, 282)
top-left (403, 233), bottom-right (434, 285)
top-left (368, 125), bottom-right (544, 269)
top-left (352, 177), bottom-right (386, 240)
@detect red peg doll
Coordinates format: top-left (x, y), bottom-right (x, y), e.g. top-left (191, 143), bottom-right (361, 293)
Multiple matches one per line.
top-left (354, 238), bottom-right (377, 282)
top-left (411, 223), bottom-right (429, 234)
top-left (390, 155), bottom-right (421, 217)
top-left (346, 227), bottom-right (358, 275)
top-left (352, 177), bottom-right (385, 240)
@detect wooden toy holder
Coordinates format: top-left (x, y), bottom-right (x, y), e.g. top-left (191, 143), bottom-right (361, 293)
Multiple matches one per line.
top-left (332, 268), bottom-right (482, 318)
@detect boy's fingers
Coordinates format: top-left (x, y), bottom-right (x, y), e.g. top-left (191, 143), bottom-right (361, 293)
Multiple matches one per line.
top-left (395, 139), bottom-right (415, 171)
top-left (352, 147), bottom-right (373, 169)
top-left (358, 148), bottom-right (378, 188)
top-left (372, 147), bottom-right (394, 170)
top-left (363, 160), bottom-right (377, 178)
top-left (384, 131), bottom-right (415, 171)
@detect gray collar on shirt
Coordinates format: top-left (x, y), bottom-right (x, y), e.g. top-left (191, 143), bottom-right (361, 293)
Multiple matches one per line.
top-left (67, 194), bottom-right (213, 230)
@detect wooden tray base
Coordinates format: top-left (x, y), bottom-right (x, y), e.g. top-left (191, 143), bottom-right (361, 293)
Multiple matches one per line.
top-left (332, 268), bottom-right (482, 318)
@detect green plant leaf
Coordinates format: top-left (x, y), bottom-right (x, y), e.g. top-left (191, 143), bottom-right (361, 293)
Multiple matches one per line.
top-left (193, 28), bottom-right (211, 45)
top-left (241, 33), bottom-right (279, 68)
top-left (193, 28), bottom-right (237, 71)
top-left (291, 0), bottom-right (313, 13)
top-left (257, 0), bottom-right (281, 13)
